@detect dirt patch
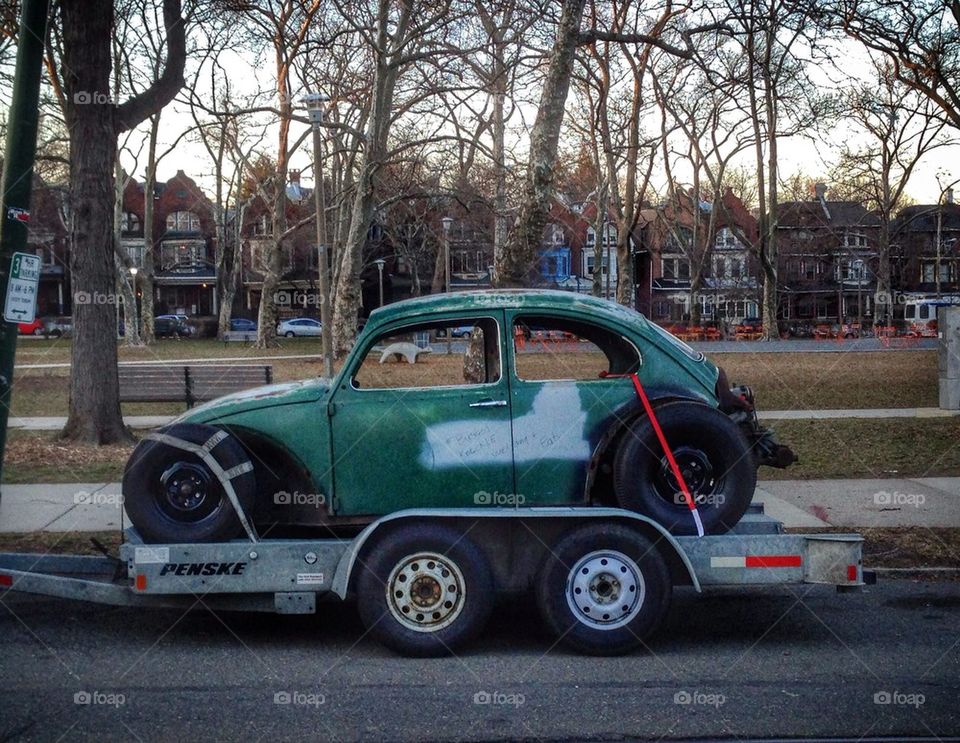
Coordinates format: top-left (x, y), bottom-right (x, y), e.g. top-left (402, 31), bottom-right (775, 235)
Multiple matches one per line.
top-left (2, 431), bottom-right (135, 483)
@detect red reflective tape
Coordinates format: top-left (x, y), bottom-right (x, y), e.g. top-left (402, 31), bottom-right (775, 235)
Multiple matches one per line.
top-left (0, 574), bottom-right (12, 587)
top-left (745, 555), bottom-right (802, 568)
top-left (629, 374), bottom-right (697, 514)
top-left (847, 564), bottom-right (858, 581)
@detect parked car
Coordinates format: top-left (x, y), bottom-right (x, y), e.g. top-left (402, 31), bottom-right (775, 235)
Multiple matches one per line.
top-left (17, 318), bottom-right (46, 336)
top-left (277, 317), bottom-right (322, 337)
top-left (155, 315), bottom-right (192, 338)
top-left (123, 290), bottom-right (795, 545)
top-left (43, 316), bottom-right (73, 338)
top-left (230, 318), bottom-right (257, 332)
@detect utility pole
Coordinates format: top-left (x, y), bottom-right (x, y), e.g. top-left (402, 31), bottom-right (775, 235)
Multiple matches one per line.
top-left (304, 93), bottom-right (333, 378)
top-left (0, 0), bottom-right (50, 486)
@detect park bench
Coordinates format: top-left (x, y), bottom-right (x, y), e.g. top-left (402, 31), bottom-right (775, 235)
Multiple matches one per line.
top-left (118, 363), bottom-right (273, 408)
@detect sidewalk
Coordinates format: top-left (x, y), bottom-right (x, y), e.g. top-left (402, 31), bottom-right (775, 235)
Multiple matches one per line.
top-left (8, 407), bottom-right (960, 431)
top-left (0, 478), bottom-right (956, 533)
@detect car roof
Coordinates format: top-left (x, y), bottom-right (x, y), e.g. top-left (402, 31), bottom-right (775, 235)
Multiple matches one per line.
top-left (365, 289), bottom-right (648, 331)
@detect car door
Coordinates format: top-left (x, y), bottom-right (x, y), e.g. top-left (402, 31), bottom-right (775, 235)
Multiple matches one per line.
top-left (506, 310), bottom-right (641, 505)
top-left (328, 312), bottom-right (515, 515)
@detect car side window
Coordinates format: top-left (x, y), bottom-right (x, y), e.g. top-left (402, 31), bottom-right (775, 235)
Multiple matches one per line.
top-left (352, 317), bottom-right (502, 390)
top-left (512, 314), bottom-right (640, 382)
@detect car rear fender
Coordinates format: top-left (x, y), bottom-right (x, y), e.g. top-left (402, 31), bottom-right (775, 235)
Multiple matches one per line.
top-left (583, 389), bottom-right (713, 503)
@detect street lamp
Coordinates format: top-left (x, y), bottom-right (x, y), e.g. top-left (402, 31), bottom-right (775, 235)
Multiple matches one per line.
top-left (441, 216), bottom-right (453, 294)
top-left (302, 91), bottom-right (333, 378)
top-left (374, 258), bottom-right (386, 307)
top-left (441, 216), bottom-right (453, 354)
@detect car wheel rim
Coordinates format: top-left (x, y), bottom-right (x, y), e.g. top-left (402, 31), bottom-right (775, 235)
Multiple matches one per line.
top-left (158, 461), bottom-right (220, 523)
top-left (653, 445), bottom-right (718, 506)
top-left (386, 552), bottom-right (466, 633)
top-left (565, 550), bottom-right (645, 630)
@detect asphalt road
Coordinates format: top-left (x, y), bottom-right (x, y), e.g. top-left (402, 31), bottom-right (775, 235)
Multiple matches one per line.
top-left (1, 578), bottom-right (958, 742)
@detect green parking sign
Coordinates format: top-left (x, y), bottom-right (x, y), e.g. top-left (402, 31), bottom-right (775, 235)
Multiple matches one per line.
top-left (3, 251), bottom-right (41, 323)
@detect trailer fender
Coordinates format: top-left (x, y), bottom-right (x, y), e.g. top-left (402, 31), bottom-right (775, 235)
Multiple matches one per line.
top-left (330, 507), bottom-right (700, 599)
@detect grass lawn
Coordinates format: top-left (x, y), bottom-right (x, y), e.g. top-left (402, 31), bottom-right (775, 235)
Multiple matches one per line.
top-left (2, 345), bottom-right (951, 483)
top-left (757, 418), bottom-right (960, 480)
top-left (9, 345), bottom-right (939, 417)
top-left (3, 416), bottom-right (958, 484)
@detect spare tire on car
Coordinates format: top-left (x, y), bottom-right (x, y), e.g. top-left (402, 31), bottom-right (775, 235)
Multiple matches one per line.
top-left (123, 423), bottom-right (256, 543)
top-left (612, 401), bottom-right (756, 536)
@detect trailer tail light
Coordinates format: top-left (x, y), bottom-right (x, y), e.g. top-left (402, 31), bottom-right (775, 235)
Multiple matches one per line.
top-left (135, 574), bottom-right (147, 591)
top-left (847, 564), bottom-right (858, 582)
top-left (0, 574), bottom-right (12, 587)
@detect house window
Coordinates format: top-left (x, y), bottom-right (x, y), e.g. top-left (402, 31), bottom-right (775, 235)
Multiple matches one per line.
top-left (123, 212), bottom-right (141, 233)
top-left (921, 261), bottom-right (937, 283)
top-left (843, 232), bottom-right (868, 249)
top-left (714, 228), bottom-right (738, 250)
top-left (125, 243), bottom-right (144, 267)
top-left (166, 210), bottom-right (201, 232)
top-left (161, 241), bottom-right (204, 269)
top-left (835, 258), bottom-right (867, 282)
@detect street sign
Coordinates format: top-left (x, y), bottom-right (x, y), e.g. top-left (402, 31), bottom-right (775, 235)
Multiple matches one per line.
top-left (3, 251), bottom-right (41, 323)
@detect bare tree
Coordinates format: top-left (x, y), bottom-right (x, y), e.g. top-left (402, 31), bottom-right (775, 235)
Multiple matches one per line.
top-left (830, 65), bottom-right (948, 324)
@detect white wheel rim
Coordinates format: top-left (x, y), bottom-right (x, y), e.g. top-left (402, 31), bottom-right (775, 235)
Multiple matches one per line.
top-left (386, 552), bottom-right (466, 633)
top-left (565, 550), bottom-right (645, 630)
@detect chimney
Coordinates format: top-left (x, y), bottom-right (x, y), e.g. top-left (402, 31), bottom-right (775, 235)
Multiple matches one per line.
top-left (814, 182), bottom-right (831, 220)
top-left (289, 170), bottom-right (301, 186)
top-left (947, 188), bottom-right (955, 205)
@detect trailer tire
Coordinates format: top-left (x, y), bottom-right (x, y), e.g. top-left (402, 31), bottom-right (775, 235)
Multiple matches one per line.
top-left (536, 523), bottom-right (671, 655)
top-left (122, 423), bottom-right (256, 543)
top-left (612, 402), bottom-right (756, 535)
top-left (356, 524), bottom-right (494, 657)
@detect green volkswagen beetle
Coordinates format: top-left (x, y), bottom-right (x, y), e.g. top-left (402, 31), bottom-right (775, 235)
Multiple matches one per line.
top-left (123, 290), bottom-right (794, 543)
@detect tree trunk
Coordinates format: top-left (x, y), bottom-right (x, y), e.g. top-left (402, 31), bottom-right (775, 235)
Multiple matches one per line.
top-left (60, 0), bottom-right (131, 444)
top-left (141, 116), bottom-right (159, 342)
top-left (495, 0), bottom-right (586, 287)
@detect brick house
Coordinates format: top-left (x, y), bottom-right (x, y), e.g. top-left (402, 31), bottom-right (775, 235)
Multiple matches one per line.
top-left (121, 170), bottom-right (219, 316)
top-left (892, 200), bottom-right (960, 297)
top-left (641, 187), bottom-right (760, 326)
top-left (28, 176), bottom-right (70, 316)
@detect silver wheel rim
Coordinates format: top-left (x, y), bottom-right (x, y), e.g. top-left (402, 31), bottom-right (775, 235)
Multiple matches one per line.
top-left (566, 550), bottom-right (645, 630)
top-left (386, 552), bottom-right (466, 633)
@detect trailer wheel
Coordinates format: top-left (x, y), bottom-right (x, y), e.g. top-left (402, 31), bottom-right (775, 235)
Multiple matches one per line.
top-left (536, 523), bottom-right (671, 655)
top-left (122, 423), bottom-right (256, 543)
top-left (612, 402), bottom-right (756, 535)
top-left (356, 524), bottom-right (494, 657)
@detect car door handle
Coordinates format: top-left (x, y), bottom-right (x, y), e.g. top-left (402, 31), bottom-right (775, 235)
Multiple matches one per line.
top-left (468, 399), bottom-right (507, 408)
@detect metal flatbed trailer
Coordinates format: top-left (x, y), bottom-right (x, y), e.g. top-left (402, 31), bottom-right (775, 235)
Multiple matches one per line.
top-left (0, 502), bottom-right (873, 656)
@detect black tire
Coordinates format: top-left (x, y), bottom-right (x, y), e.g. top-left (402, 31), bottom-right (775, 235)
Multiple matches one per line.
top-left (49, 329), bottom-right (62, 338)
top-left (356, 524), bottom-right (494, 657)
top-left (284, 331), bottom-right (295, 337)
top-left (536, 523), bottom-right (671, 655)
top-left (122, 423), bottom-right (256, 543)
top-left (612, 402), bottom-right (756, 535)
